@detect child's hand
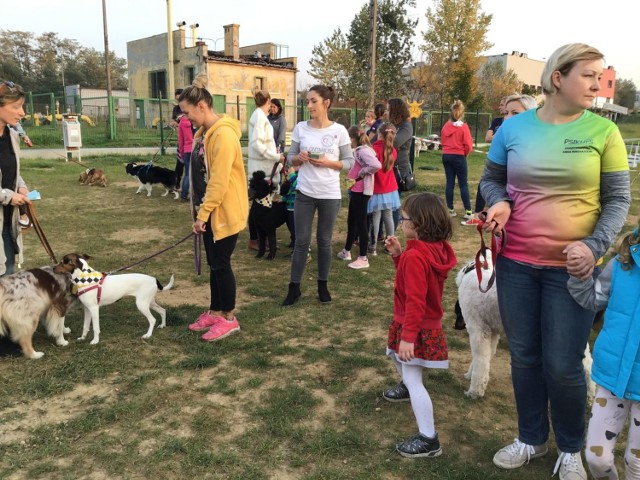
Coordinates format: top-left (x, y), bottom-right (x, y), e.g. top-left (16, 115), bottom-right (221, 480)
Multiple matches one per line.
top-left (384, 235), bottom-right (402, 257)
top-left (398, 341), bottom-right (414, 362)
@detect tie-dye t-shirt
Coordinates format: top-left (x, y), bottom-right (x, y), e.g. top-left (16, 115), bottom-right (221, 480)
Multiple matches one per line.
top-left (488, 109), bottom-right (628, 266)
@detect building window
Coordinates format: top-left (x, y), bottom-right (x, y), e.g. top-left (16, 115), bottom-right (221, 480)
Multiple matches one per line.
top-left (607, 80), bottom-right (612, 88)
top-left (185, 67), bottom-right (195, 86)
top-left (254, 76), bottom-right (266, 90)
top-left (150, 70), bottom-right (167, 99)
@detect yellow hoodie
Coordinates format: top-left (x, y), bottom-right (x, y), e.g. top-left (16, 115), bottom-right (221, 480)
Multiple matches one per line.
top-left (195, 114), bottom-right (248, 240)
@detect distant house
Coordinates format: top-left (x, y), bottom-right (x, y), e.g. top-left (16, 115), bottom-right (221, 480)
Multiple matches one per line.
top-left (65, 85), bottom-right (130, 120)
top-left (482, 51), bottom-right (546, 94)
top-left (127, 24), bottom-right (297, 131)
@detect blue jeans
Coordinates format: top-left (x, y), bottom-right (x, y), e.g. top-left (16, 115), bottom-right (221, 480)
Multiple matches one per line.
top-left (441, 153), bottom-right (470, 211)
top-left (181, 152), bottom-right (191, 201)
top-left (496, 256), bottom-right (594, 452)
top-left (2, 223), bottom-right (15, 275)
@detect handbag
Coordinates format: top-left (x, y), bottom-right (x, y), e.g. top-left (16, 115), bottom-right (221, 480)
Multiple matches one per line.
top-left (395, 164), bottom-right (417, 192)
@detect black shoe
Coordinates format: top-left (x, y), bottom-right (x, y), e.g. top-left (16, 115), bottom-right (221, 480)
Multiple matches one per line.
top-left (382, 381), bottom-right (411, 402)
top-left (282, 282), bottom-right (301, 306)
top-left (396, 432), bottom-right (442, 458)
top-left (317, 280), bottom-right (332, 304)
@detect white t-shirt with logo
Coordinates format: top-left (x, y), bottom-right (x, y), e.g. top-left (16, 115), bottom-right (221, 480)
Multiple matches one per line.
top-left (292, 121), bottom-right (351, 200)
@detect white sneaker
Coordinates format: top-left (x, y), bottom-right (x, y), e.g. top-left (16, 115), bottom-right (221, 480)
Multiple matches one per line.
top-left (348, 257), bottom-right (369, 269)
top-left (553, 451), bottom-right (587, 480)
top-left (337, 249), bottom-right (351, 261)
top-left (493, 438), bottom-right (548, 469)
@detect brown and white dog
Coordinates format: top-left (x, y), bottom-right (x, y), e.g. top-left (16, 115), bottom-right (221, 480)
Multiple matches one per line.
top-left (0, 267), bottom-right (72, 359)
top-left (79, 168), bottom-right (107, 187)
top-left (54, 253), bottom-right (174, 345)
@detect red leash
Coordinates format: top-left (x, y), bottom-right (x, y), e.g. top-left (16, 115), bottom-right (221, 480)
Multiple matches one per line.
top-left (474, 212), bottom-right (507, 293)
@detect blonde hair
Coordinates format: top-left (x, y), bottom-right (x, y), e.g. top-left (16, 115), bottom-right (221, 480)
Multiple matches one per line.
top-left (541, 43), bottom-right (604, 95)
top-left (504, 94), bottom-right (538, 111)
top-left (178, 74), bottom-right (213, 108)
top-left (378, 122), bottom-right (396, 172)
top-left (252, 86), bottom-right (271, 107)
top-left (450, 100), bottom-right (465, 122)
top-left (347, 125), bottom-right (371, 148)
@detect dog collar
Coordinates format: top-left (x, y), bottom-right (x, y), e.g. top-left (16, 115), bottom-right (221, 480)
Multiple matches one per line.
top-left (255, 195), bottom-right (273, 208)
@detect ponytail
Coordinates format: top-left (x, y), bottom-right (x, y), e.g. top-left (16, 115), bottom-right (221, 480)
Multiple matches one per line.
top-left (378, 122), bottom-right (396, 172)
top-left (252, 86), bottom-right (271, 107)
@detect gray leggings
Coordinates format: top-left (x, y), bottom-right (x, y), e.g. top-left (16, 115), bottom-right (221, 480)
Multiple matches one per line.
top-left (290, 191), bottom-right (341, 284)
top-left (372, 209), bottom-right (394, 244)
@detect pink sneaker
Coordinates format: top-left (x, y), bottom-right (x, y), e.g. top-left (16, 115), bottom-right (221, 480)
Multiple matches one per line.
top-left (201, 318), bottom-right (240, 342)
top-left (348, 257), bottom-right (369, 269)
top-left (188, 311), bottom-right (223, 331)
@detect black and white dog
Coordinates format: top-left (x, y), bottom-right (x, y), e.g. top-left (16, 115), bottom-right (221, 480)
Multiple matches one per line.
top-left (249, 170), bottom-right (287, 260)
top-left (125, 162), bottom-right (178, 199)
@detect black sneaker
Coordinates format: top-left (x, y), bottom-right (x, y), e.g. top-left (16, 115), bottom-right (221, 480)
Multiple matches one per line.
top-left (382, 381), bottom-right (410, 402)
top-left (397, 432), bottom-right (442, 458)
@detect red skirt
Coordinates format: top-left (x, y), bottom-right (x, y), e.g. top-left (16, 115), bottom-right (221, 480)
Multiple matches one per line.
top-left (387, 321), bottom-right (448, 368)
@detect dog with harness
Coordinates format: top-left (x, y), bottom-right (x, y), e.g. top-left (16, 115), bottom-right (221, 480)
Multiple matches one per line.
top-left (126, 162), bottom-right (178, 199)
top-left (54, 253), bottom-right (174, 345)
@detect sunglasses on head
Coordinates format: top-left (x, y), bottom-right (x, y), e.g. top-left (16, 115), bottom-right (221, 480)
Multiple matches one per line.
top-left (2, 81), bottom-right (16, 91)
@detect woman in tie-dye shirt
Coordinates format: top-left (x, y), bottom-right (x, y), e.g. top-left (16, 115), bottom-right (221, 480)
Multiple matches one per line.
top-left (480, 44), bottom-right (631, 479)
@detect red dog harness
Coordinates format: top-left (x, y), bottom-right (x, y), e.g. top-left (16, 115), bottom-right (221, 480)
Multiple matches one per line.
top-left (475, 212), bottom-right (507, 293)
top-left (72, 270), bottom-right (108, 304)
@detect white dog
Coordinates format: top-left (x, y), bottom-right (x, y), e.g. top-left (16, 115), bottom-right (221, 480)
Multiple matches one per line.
top-left (54, 253), bottom-right (174, 345)
top-left (456, 250), bottom-right (595, 400)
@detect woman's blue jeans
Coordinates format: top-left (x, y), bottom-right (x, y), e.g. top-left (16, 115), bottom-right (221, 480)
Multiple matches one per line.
top-left (441, 153), bottom-right (471, 211)
top-left (496, 255), bottom-right (594, 453)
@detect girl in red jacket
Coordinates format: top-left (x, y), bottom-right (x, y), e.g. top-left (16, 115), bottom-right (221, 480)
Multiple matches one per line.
top-left (383, 192), bottom-right (457, 458)
top-left (440, 100), bottom-right (473, 218)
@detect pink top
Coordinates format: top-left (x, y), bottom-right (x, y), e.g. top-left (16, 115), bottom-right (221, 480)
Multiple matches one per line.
top-left (178, 116), bottom-right (194, 157)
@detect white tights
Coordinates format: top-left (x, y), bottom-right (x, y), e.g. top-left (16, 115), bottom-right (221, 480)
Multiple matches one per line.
top-left (585, 385), bottom-right (640, 480)
top-left (393, 358), bottom-right (435, 437)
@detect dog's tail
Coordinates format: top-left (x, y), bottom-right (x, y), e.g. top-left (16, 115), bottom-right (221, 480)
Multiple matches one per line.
top-left (157, 275), bottom-right (175, 292)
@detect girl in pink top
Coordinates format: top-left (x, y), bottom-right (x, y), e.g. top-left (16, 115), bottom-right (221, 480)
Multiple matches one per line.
top-left (177, 114), bottom-right (194, 201)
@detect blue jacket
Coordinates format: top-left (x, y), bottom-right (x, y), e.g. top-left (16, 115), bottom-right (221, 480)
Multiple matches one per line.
top-left (589, 247), bottom-right (640, 400)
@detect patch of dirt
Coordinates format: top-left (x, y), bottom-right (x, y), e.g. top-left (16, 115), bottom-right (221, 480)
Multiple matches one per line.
top-left (109, 228), bottom-right (166, 244)
top-left (0, 380), bottom-right (119, 444)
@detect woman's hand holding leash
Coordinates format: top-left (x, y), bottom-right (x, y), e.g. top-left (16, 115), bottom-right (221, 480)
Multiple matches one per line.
top-left (482, 201), bottom-right (511, 236)
top-left (193, 219), bottom-right (206, 234)
top-left (563, 241), bottom-right (595, 281)
top-left (11, 192), bottom-right (31, 207)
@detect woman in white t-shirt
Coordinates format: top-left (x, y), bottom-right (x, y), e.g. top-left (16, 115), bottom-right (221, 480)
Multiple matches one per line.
top-left (282, 85), bottom-right (354, 306)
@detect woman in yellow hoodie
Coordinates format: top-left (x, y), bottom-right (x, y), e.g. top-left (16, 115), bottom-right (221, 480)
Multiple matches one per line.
top-left (178, 76), bottom-right (248, 342)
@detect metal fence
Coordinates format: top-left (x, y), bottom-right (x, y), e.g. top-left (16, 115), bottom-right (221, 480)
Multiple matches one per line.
top-left (19, 90), bottom-right (495, 148)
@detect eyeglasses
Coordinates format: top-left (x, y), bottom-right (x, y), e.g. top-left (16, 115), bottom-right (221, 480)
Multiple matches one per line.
top-left (399, 216), bottom-right (411, 223)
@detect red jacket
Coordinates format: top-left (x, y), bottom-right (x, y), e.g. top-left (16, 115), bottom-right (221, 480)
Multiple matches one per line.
top-left (392, 239), bottom-right (457, 342)
top-left (441, 120), bottom-right (472, 157)
top-left (371, 139), bottom-right (398, 194)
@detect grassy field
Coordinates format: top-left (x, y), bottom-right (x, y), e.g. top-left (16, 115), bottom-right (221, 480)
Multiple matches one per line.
top-left (0, 146), bottom-right (638, 480)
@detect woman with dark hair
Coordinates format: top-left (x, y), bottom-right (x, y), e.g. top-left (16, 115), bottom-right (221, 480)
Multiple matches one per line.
top-left (269, 98), bottom-right (287, 153)
top-left (387, 98), bottom-right (413, 183)
top-left (178, 75), bottom-right (248, 342)
top-left (282, 85), bottom-right (354, 306)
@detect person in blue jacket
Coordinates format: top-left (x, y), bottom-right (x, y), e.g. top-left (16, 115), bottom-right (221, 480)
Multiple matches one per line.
top-left (568, 221), bottom-right (640, 480)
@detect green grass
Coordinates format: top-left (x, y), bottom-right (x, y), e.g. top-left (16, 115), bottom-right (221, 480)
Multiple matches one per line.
top-left (0, 148), bottom-right (638, 479)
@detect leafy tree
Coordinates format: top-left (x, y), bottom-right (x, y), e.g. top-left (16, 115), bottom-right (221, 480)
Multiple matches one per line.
top-left (308, 28), bottom-right (356, 101)
top-left (615, 78), bottom-right (637, 110)
top-left (0, 29), bottom-right (127, 94)
top-left (476, 60), bottom-right (522, 112)
top-left (422, 0), bottom-right (493, 107)
top-left (347, 0), bottom-right (418, 102)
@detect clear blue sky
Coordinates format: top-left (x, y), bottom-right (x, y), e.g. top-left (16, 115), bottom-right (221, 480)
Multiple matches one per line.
top-left (5, 0), bottom-right (639, 89)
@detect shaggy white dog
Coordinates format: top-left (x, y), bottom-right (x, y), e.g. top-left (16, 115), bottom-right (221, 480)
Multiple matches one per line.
top-left (456, 251), bottom-right (595, 400)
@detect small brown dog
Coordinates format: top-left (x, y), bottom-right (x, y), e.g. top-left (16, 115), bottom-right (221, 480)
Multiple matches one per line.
top-left (79, 168), bottom-right (107, 187)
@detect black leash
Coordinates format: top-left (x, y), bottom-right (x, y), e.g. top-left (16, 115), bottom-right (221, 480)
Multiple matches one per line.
top-left (108, 232), bottom-right (195, 274)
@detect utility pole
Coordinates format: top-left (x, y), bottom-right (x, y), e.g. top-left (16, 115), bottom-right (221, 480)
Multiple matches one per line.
top-left (102, 0), bottom-right (114, 139)
top-left (166, 0), bottom-right (175, 104)
top-left (367, 0), bottom-right (377, 109)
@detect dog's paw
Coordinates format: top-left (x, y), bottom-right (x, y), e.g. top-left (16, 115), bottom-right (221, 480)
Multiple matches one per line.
top-left (146, 193), bottom-right (152, 197)
top-left (142, 333), bottom-right (152, 339)
top-left (89, 339), bottom-right (99, 345)
top-left (63, 327), bottom-right (71, 334)
top-left (77, 336), bottom-right (86, 341)
top-left (255, 252), bottom-right (265, 258)
top-left (266, 254), bottom-right (276, 260)
top-left (463, 371), bottom-right (472, 380)
top-left (464, 389), bottom-right (482, 399)
top-left (30, 351), bottom-right (45, 359)
top-left (57, 339), bottom-right (69, 347)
